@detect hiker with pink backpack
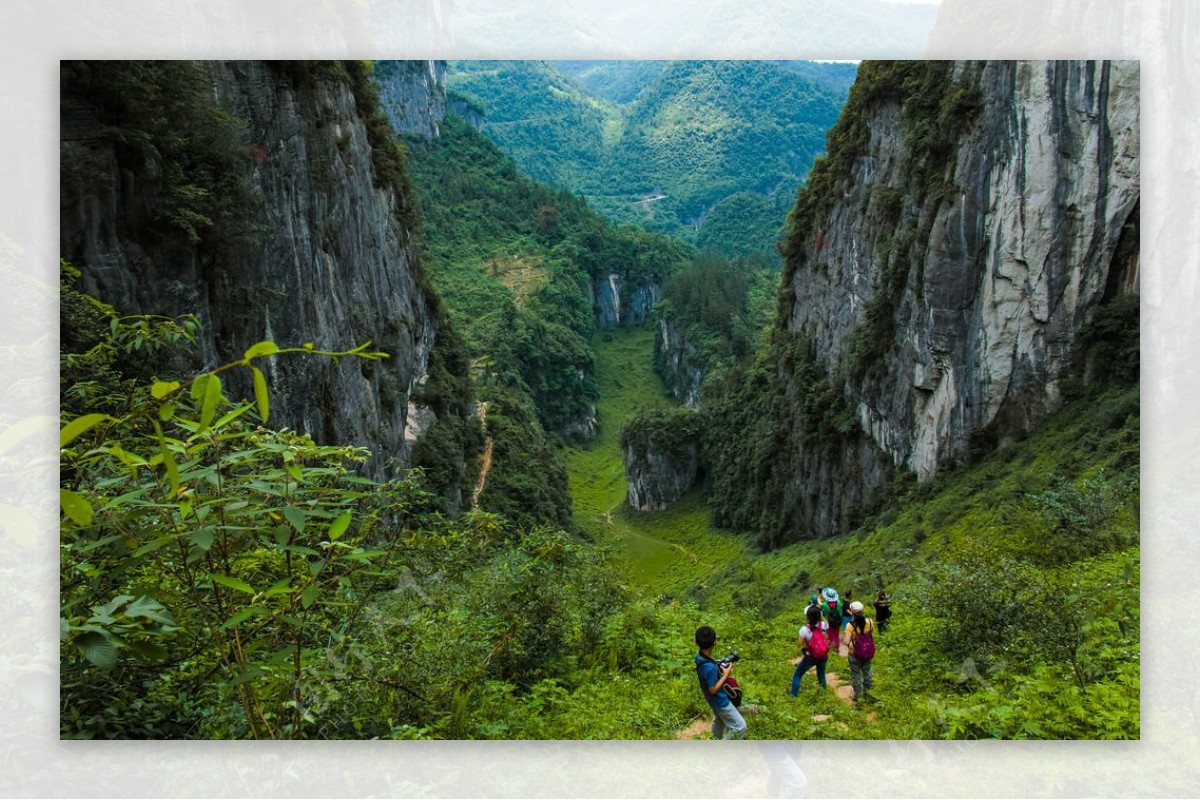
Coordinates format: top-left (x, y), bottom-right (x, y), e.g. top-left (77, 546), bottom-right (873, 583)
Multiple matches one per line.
top-left (789, 605), bottom-right (831, 696)
top-left (843, 600), bottom-right (877, 703)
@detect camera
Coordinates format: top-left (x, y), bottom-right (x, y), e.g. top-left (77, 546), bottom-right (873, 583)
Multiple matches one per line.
top-left (717, 651), bottom-right (740, 668)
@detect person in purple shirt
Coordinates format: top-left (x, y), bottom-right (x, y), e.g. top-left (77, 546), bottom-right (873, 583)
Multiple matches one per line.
top-left (694, 625), bottom-right (747, 739)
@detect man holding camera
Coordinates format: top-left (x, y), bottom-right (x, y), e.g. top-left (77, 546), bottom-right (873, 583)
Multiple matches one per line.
top-left (694, 625), bottom-right (747, 739)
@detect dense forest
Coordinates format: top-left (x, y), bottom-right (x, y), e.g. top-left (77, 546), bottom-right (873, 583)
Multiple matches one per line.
top-left (58, 59), bottom-right (1139, 745)
top-left (446, 60), bottom-right (855, 262)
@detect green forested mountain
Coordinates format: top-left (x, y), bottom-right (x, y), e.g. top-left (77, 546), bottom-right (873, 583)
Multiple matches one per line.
top-left (447, 60), bottom-right (855, 262)
top-left (553, 60), bottom-right (665, 104)
top-left (58, 59), bottom-right (1139, 748)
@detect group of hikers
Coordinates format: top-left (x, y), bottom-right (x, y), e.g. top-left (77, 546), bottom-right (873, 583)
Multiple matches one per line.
top-left (693, 587), bottom-right (893, 739)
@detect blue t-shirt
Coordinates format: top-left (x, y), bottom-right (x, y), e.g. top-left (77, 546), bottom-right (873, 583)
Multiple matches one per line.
top-left (695, 653), bottom-right (730, 709)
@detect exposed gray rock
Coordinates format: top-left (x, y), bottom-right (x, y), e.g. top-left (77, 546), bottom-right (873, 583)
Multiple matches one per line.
top-left (624, 440), bottom-right (699, 511)
top-left (562, 402), bottom-right (599, 440)
top-left (778, 60), bottom-right (1139, 535)
top-left (594, 272), bottom-right (661, 329)
top-left (374, 60), bottom-right (447, 138)
top-left (656, 318), bottom-right (703, 407)
top-left (60, 61), bottom-right (454, 482)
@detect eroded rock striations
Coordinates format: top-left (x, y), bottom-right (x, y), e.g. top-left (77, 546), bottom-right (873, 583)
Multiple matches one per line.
top-left (621, 408), bottom-right (704, 511)
top-left (60, 61), bottom-right (467, 495)
top-left (655, 318), bottom-right (703, 407)
top-left (593, 273), bottom-right (661, 329)
top-left (736, 60), bottom-right (1140, 539)
top-left (374, 60), bottom-right (447, 138)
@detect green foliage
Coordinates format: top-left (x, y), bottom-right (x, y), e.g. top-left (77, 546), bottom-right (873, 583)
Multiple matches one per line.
top-left (703, 331), bottom-right (861, 546)
top-left (448, 60), bottom-right (854, 259)
top-left (620, 407), bottom-right (705, 460)
top-left (1076, 292), bottom-right (1140, 389)
top-left (60, 310), bottom-right (410, 738)
top-left (476, 387), bottom-right (573, 531)
top-left (403, 112), bottom-right (690, 442)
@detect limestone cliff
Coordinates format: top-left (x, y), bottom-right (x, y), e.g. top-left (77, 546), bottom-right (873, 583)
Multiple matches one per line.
top-left (727, 60), bottom-right (1140, 539)
top-left (374, 60), bottom-right (447, 138)
top-left (621, 408), bottom-right (703, 511)
top-left (59, 61), bottom-right (469, 496)
top-left (655, 318), bottom-right (703, 407)
top-left (592, 273), bottom-right (661, 329)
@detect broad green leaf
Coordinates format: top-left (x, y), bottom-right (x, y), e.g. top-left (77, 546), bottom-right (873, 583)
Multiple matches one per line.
top-left (283, 505), bottom-right (306, 533)
top-left (132, 535), bottom-right (175, 557)
top-left (221, 607), bottom-right (261, 629)
top-left (60, 414), bottom-right (112, 449)
top-left (227, 665), bottom-right (263, 687)
top-left (128, 641), bottom-right (168, 660)
top-left (286, 462), bottom-right (303, 483)
top-left (327, 510), bottom-right (351, 541)
top-left (273, 525), bottom-right (291, 547)
top-left (244, 341), bottom-right (280, 360)
top-left (189, 528), bottom-right (214, 551)
top-left (124, 596), bottom-right (175, 625)
top-left (60, 489), bottom-right (94, 526)
top-left (263, 578), bottom-right (294, 598)
top-left (214, 403), bottom-right (252, 429)
top-left (210, 574), bottom-right (255, 595)
top-left (152, 421), bottom-right (180, 493)
top-left (309, 559), bottom-right (326, 577)
top-left (199, 372), bottom-right (222, 431)
top-left (150, 380), bottom-right (181, 400)
top-left (75, 631), bottom-right (117, 670)
top-left (300, 584), bottom-right (320, 609)
top-left (252, 366), bottom-right (269, 422)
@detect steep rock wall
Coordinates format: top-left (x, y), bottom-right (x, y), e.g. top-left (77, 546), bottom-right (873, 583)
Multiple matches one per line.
top-left (655, 318), bottom-right (703, 407)
top-left (374, 60), bottom-right (447, 138)
top-left (594, 273), bottom-right (661, 329)
top-left (773, 60), bottom-right (1139, 535)
top-left (624, 440), bottom-right (700, 511)
top-left (60, 61), bottom-right (457, 487)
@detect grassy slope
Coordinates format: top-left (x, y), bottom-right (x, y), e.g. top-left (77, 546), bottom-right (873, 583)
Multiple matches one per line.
top-left (557, 326), bottom-right (1139, 740)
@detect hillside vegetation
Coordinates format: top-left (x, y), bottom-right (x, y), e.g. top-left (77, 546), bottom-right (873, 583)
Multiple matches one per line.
top-left (58, 60), bottom-right (1138, 743)
top-left (447, 60), bottom-right (855, 262)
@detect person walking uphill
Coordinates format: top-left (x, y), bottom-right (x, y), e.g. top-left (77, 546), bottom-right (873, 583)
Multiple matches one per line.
top-left (790, 605), bottom-right (830, 696)
top-left (694, 625), bottom-right (747, 739)
top-left (820, 587), bottom-right (843, 651)
top-left (842, 601), bottom-right (876, 703)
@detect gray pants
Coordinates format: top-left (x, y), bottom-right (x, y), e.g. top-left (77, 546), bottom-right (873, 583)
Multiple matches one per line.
top-left (711, 702), bottom-right (747, 739)
top-left (847, 654), bottom-right (873, 699)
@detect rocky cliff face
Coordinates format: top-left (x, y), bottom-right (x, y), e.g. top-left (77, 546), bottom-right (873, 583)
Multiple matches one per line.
top-left (655, 318), bottom-right (703, 407)
top-left (593, 273), bottom-right (661, 329)
top-left (60, 61), bottom-right (462, 488)
top-left (374, 60), bottom-right (447, 138)
top-left (772, 60), bottom-right (1139, 536)
top-left (624, 440), bottom-right (700, 511)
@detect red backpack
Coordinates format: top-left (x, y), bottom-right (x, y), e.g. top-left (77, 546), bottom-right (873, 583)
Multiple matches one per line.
top-left (807, 624), bottom-right (830, 659)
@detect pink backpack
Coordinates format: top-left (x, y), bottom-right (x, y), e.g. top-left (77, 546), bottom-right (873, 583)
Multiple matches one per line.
top-left (807, 625), bottom-right (829, 659)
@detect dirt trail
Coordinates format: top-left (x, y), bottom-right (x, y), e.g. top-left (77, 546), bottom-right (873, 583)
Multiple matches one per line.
top-left (788, 650), bottom-right (877, 724)
top-left (470, 402), bottom-right (493, 509)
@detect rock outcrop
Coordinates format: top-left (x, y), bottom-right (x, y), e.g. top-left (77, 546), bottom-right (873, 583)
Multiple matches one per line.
top-left (593, 273), bottom-right (661, 329)
top-left (749, 60), bottom-right (1140, 538)
top-left (621, 408), bottom-right (703, 511)
top-left (655, 318), bottom-right (703, 407)
top-left (625, 440), bottom-right (700, 512)
top-left (373, 60), bottom-right (447, 138)
top-left (59, 61), bottom-right (463, 486)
